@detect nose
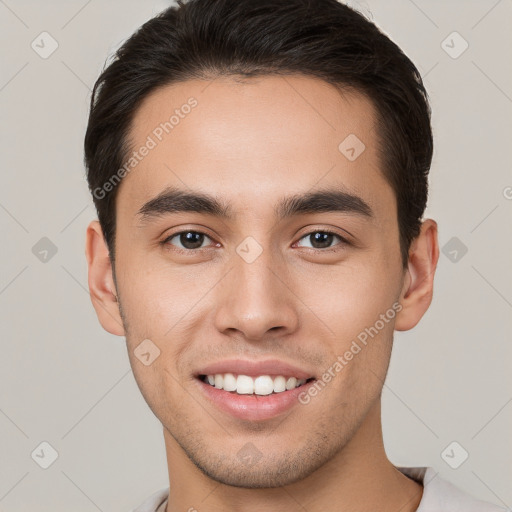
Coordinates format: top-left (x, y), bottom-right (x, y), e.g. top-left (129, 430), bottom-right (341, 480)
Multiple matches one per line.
top-left (213, 244), bottom-right (300, 342)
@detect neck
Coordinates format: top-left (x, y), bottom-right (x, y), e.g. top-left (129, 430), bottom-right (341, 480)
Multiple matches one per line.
top-left (163, 400), bottom-right (423, 512)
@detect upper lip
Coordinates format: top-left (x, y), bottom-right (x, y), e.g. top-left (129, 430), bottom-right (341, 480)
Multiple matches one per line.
top-left (195, 359), bottom-right (316, 380)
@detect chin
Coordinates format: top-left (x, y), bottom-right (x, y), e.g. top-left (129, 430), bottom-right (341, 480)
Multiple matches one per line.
top-left (188, 443), bottom-right (335, 489)
top-left (196, 463), bottom-right (309, 489)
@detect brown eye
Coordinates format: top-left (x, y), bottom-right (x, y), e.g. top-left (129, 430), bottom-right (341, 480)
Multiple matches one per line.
top-left (165, 231), bottom-right (212, 250)
top-left (296, 230), bottom-right (347, 250)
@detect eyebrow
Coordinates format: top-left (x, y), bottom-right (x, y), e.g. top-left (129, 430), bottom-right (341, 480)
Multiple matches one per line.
top-left (136, 185), bottom-right (373, 224)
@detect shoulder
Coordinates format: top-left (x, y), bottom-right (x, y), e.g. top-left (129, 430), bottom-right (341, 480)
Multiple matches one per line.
top-left (131, 487), bottom-right (169, 512)
top-left (397, 466), bottom-right (508, 512)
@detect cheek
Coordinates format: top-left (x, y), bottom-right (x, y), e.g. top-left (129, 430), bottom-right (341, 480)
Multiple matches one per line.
top-left (116, 251), bottom-right (212, 337)
top-left (296, 259), bottom-right (400, 343)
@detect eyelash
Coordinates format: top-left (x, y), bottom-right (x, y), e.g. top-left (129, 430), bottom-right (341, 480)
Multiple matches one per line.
top-left (161, 228), bottom-right (350, 254)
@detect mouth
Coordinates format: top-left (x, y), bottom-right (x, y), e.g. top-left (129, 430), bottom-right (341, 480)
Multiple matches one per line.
top-left (193, 359), bottom-right (318, 421)
top-left (198, 373), bottom-right (316, 395)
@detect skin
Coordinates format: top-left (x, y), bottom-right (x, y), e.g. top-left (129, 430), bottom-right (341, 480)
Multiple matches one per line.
top-left (85, 74), bottom-right (439, 512)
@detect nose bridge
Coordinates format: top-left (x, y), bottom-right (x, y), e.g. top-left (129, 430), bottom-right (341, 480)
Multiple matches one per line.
top-left (235, 238), bottom-right (279, 298)
top-left (213, 236), bottom-right (299, 340)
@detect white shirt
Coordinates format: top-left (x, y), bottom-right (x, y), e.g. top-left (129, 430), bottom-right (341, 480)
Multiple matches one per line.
top-left (131, 466), bottom-right (508, 511)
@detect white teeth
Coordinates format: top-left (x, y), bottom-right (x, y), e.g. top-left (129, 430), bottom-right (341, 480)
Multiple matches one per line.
top-left (285, 377), bottom-right (297, 390)
top-left (273, 375), bottom-right (286, 393)
top-left (223, 373), bottom-right (237, 392)
top-left (254, 376), bottom-right (274, 395)
top-left (203, 373), bottom-right (311, 395)
top-left (236, 375), bottom-right (254, 394)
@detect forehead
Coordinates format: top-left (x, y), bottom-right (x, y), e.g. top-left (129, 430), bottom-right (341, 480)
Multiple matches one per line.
top-left (118, 74), bottom-right (391, 221)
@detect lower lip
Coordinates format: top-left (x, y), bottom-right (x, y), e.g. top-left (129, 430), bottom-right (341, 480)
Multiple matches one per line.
top-left (196, 378), bottom-right (316, 421)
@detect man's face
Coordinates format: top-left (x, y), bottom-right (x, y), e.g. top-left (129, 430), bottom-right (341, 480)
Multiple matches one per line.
top-left (110, 75), bottom-right (407, 487)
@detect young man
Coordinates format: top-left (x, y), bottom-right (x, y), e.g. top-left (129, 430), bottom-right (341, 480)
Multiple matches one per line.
top-left (84, 0), bottom-right (505, 510)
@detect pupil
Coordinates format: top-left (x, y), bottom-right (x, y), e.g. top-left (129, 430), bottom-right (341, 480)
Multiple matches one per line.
top-left (312, 232), bottom-right (332, 249)
top-left (181, 232), bottom-right (204, 249)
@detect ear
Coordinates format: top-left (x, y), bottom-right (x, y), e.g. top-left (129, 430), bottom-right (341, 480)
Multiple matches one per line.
top-left (395, 219), bottom-right (439, 331)
top-left (85, 220), bottom-right (125, 336)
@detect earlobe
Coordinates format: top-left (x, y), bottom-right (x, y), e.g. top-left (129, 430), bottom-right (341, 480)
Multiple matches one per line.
top-left (395, 219), bottom-right (439, 331)
top-left (85, 220), bottom-right (125, 336)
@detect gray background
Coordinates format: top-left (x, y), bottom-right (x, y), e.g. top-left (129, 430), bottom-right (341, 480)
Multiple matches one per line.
top-left (0, 0), bottom-right (511, 510)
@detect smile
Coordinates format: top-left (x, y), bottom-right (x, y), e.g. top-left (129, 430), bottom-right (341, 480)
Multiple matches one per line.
top-left (199, 373), bottom-right (315, 395)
